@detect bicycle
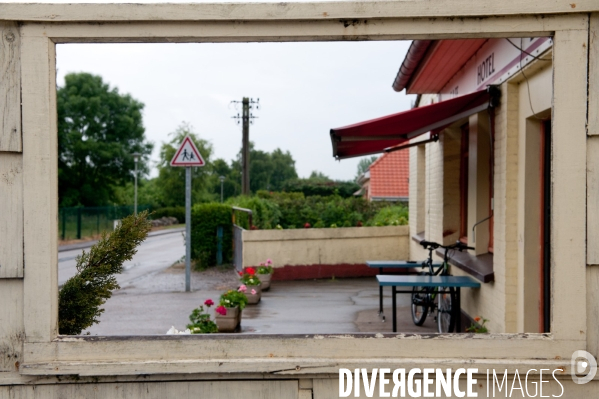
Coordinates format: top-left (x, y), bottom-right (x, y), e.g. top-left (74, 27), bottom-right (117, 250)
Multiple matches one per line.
top-left (411, 240), bottom-right (473, 333)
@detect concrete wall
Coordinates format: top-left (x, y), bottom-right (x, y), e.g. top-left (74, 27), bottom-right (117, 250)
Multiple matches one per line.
top-left (242, 226), bottom-right (409, 280)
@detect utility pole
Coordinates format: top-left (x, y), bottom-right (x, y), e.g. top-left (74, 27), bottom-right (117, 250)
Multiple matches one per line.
top-left (132, 152), bottom-right (140, 215)
top-left (231, 97), bottom-right (259, 195)
top-left (241, 97), bottom-right (250, 195)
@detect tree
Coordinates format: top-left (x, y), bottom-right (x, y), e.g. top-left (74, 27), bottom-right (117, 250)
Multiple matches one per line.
top-left (58, 73), bottom-right (153, 207)
top-left (155, 122), bottom-right (216, 207)
top-left (308, 171), bottom-right (331, 182)
top-left (355, 155), bottom-right (380, 181)
top-left (230, 142), bottom-right (298, 193)
top-left (58, 211), bottom-right (151, 335)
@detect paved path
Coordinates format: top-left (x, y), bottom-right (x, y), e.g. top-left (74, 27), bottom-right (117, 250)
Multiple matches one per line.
top-left (58, 229), bottom-right (185, 286)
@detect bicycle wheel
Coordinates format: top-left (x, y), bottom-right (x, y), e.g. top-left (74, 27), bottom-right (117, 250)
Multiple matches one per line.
top-left (411, 287), bottom-right (429, 326)
top-left (436, 287), bottom-right (456, 333)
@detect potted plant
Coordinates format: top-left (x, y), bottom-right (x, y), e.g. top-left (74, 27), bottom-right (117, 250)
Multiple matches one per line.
top-left (257, 259), bottom-right (275, 291)
top-left (186, 299), bottom-right (218, 334)
top-left (239, 267), bottom-right (262, 304)
top-left (215, 289), bottom-right (248, 332)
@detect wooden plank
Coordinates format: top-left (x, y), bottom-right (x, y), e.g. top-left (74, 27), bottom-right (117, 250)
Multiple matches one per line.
top-left (19, 357), bottom-right (585, 378)
top-left (1, 1), bottom-right (599, 22)
top-left (21, 35), bottom-right (58, 343)
top-left (0, 381), bottom-right (298, 399)
top-left (588, 137), bottom-right (599, 264)
top-left (21, 335), bottom-right (581, 369)
top-left (587, 267), bottom-right (599, 360)
top-left (20, 15), bottom-right (587, 44)
top-left (0, 153), bottom-right (23, 278)
top-left (551, 29), bottom-right (589, 341)
top-left (589, 13), bottom-right (599, 136)
top-left (0, 280), bottom-right (24, 373)
top-left (588, 14), bottom-right (599, 263)
top-left (0, 21), bottom-right (21, 152)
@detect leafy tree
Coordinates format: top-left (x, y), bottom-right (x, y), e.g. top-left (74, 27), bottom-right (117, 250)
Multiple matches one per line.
top-left (230, 142), bottom-right (298, 193)
top-left (57, 73), bottom-right (153, 207)
top-left (58, 211), bottom-right (151, 335)
top-left (308, 171), bottom-right (331, 181)
top-left (155, 122), bottom-right (216, 207)
top-left (208, 158), bottom-right (240, 201)
top-left (355, 155), bottom-right (379, 180)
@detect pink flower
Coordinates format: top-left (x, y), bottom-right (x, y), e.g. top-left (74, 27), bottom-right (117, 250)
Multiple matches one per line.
top-left (266, 259), bottom-right (272, 266)
top-left (259, 262), bottom-right (265, 266)
top-left (215, 305), bottom-right (227, 316)
top-left (238, 284), bottom-right (247, 293)
top-left (204, 299), bottom-right (214, 307)
top-left (251, 289), bottom-right (257, 295)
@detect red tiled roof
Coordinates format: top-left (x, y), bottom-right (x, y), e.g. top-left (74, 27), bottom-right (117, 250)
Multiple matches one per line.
top-left (368, 149), bottom-right (409, 199)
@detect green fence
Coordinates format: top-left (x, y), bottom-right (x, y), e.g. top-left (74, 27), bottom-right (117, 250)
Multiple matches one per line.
top-left (59, 205), bottom-right (151, 240)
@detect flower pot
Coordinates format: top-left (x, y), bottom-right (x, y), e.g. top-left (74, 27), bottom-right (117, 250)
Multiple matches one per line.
top-left (258, 272), bottom-right (272, 291)
top-left (215, 307), bottom-right (239, 332)
top-left (246, 285), bottom-right (262, 304)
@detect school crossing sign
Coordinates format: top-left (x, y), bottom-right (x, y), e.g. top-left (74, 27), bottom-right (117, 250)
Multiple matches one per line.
top-left (170, 135), bottom-right (205, 293)
top-left (170, 136), bottom-right (205, 167)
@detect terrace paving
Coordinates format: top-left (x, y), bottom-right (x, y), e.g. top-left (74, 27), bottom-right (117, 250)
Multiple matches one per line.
top-left (84, 264), bottom-right (438, 336)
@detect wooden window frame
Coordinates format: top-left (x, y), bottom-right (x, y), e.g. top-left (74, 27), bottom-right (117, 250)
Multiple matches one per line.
top-left (0, 4), bottom-right (591, 377)
top-left (459, 123), bottom-right (469, 243)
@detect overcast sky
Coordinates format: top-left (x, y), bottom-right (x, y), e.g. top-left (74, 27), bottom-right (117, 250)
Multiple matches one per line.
top-left (17, 0), bottom-right (415, 181)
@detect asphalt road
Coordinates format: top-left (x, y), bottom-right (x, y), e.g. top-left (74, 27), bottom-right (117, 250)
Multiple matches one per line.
top-left (58, 230), bottom-right (186, 287)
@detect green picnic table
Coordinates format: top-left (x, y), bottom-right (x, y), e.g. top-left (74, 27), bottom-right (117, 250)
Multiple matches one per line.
top-left (376, 274), bottom-right (481, 333)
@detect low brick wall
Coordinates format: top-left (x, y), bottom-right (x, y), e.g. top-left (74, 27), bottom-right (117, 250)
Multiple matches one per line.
top-left (242, 226), bottom-right (409, 280)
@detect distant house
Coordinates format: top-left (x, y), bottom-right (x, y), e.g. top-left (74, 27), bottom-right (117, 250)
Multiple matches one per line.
top-left (356, 149), bottom-right (409, 202)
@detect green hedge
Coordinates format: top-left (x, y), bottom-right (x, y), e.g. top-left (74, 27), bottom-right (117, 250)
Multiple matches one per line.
top-left (281, 178), bottom-right (360, 198)
top-left (365, 205), bottom-right (409, 226)
top-left (191, 203), bottom-right (232, 269)
top-left (236, 191), bottom-right (402, 229)
top-left (152, 206), bottom-right (185, 224)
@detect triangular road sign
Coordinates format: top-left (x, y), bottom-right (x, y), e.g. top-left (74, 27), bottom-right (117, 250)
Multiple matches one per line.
top-left (170, 136), bottom-right (205, 167)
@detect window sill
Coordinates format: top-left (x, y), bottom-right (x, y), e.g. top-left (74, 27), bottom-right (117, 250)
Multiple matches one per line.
top-left (412, 232), bottom-right (425, 243)
top-left (436, 248), bottom-right (494, 283)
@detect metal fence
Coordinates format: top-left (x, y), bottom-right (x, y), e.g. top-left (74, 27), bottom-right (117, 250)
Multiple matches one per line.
top-left (58, 205), bottom-right (151, 240)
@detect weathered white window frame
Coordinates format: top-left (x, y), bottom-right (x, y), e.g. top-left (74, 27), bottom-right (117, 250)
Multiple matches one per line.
top-left (1, 2), bottom-right (595, 377)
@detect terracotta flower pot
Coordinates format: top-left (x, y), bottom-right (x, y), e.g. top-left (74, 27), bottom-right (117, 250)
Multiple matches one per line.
top-left (258, 272), bottom-right (272, 291)
top-left (245, 285), bottom-right (262, 304)
top-left (215, 307), bottom-right (239, 332)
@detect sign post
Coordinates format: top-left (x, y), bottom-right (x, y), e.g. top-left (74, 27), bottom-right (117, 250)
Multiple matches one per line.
top-left (170, 136), bottom-right (205, 292)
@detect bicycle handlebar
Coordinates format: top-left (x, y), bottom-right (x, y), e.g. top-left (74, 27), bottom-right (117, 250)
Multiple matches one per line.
top-left (419, 240), bottom-right (474, 252)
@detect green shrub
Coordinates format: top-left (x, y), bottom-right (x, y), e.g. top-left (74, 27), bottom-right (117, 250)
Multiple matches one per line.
top-left (152, 206), bottom-right (185, 223)
top-left (227, 195), bottom-right (281, 229)
top-left (191, 203), bottom-right (232, 269)
top-left (58, 211), bottom-right (152, 335)
top-left (281, 178), bottom-right (360, 198)
top-left (367, 205), bottom-right (409, 226)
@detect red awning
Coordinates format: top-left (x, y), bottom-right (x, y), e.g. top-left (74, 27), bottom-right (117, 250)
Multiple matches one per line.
top-left (330, 89), bottom-right (494, 159)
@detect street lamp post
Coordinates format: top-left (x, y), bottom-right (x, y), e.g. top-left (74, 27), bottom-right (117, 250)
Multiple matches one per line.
top-left (132, 153), bottom-right (141, 215)
top-left (219, 175), bottom-right (225, 203)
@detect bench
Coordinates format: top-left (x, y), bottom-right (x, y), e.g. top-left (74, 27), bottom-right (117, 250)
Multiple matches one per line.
top-left (376, 275), bottom-right (481, 333)
top-left (366, 260), bottom-right (443, 319)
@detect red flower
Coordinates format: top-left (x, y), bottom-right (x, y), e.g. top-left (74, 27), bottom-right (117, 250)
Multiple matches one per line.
top-left (356, 221), bottom-right (363, 227)
top-left (238, 271), bottom-right (243, 276)
top-left (250, 225), bottom-right (258, 230)
top-left (246, 267), bottom-right (256, 275)
top-left (474, 316), bottom-right (481, 322)
top-left (304, 223), bottom-right (311, 228)
top-left (215, 305), bottom-right (227, 316)
top-left (204, 299), bottom-right (214, 307)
